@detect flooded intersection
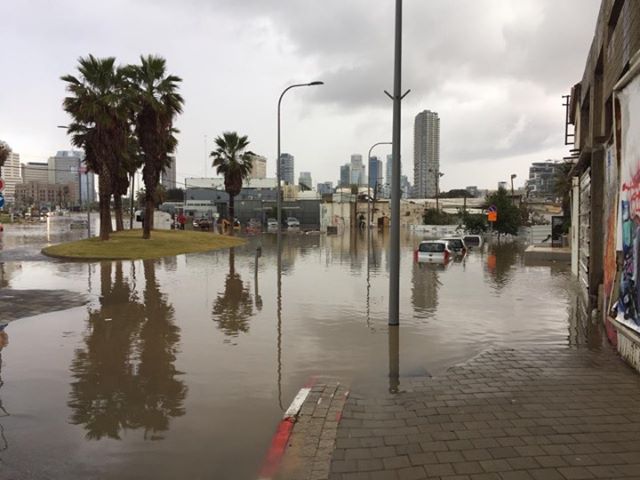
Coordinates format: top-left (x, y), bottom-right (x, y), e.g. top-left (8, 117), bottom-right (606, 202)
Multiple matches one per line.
top-left (0, 225), bottom-right (596, 479)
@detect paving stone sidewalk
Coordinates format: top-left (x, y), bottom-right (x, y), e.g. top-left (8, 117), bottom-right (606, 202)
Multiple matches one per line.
top-left (281, 346), bottom-right (640, 480)
top-left (277, 381), bottom-right (349, 480)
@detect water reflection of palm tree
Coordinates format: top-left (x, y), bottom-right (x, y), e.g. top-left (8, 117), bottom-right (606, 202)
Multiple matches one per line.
top-left (138, 260), bottom-right (187, 438)
top-left (0, 264), bottom-right (8, 289)
top-left (68, 261), bottom-right (186, 440)
top-left (212, 248), bottom-right (254, 337)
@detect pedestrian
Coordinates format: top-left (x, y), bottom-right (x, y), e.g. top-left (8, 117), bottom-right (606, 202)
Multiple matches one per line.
top-left (177, 212), bottom-right (186, 230)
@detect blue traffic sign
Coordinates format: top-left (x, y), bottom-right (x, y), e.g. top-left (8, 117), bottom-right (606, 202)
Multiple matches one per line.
top-left (0, 194), bottom-right (4, 209)
top-left (487, 204), bottom-right (497, 213)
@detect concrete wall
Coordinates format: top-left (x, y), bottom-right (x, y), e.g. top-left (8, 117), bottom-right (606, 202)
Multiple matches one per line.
top-left (320, 202), bottom-right (352, 233)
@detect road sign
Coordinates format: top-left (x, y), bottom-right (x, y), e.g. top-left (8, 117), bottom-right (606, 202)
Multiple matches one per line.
top-left (488, 211), bottom-right (497, 222)
top-left (487, 205), bottom-right (497, 213)
top-left (0, 194), bottom-right (4, 209)
top-left (0, 178), bottom-right (4, 191)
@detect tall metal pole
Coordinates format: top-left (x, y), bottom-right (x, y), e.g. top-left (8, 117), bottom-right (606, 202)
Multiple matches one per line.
top-left (367, 142), bottom-right (392, 231)
top-left (436, 172), bottom-right (444, 210)
top-left (86, 169), bottom-right (90, 237)
top-left (388, 0), bottom-right (405, 326)
top-left (77, 158), bottom-right (82, 217)
top-left (130, 172), bottom-right (135, 229)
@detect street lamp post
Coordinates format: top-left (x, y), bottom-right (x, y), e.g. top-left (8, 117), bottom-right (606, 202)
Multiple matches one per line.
top-left (276, 81), bottom-right (323, 230)
top-left (429, 168), bottom-right (444, 210)
top-left (367, 142), bottom-right (392, 229)
top-left (387, 0), bottom-right (410, 327)
top-left (437, 172), bottom-right (444, 210)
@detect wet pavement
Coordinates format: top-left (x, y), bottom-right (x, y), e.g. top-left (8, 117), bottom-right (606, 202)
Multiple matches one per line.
top-left (287, 347), bottom-right (640, 480)
top-left (0, 222), bottom-right (605, 479)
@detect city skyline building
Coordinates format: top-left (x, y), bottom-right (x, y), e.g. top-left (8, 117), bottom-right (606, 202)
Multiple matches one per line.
top-left (383, 154), bottom-right (393, 198)
top-left (161, 155), bottom-right (177, 189)
top-left (350, 154), bottom-right (365, 186)
top-left (47, 150), bottom-right (95, 205)
top-left (317, 181), bottom-right (333, 195)
top-left (21, 162), bottom-right (49, 184)
top-left (339, 163), bottom-right (350, 188)
top-left (298, 171), bottom-right (312, 191)
top-left (401, 175), bottom-right (411, 199)
top-left (414, 110), bottom-right (440, 198)
top-left (526, 160), bottom-right (562, 198)
top-left (279, 153), bottom-right (295, 185)
top-left (248, 154), bottom-right (267, 180)
top-left (15, 181), bottom-right (78, 207)
top-left (368, 156), bottom-right (383, 191)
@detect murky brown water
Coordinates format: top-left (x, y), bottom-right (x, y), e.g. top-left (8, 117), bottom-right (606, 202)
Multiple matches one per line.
top-left (0, 222), bottom-right (598, 479)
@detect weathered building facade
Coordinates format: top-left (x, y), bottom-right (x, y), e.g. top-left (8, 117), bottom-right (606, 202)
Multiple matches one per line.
top-left (568, 0), bottom-right (640, 371)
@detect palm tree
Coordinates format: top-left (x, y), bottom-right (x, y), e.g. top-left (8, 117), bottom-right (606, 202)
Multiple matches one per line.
top-left (0, 141), bottom-right (10, 168)
top-left (210, 132), bottom-right (253, 234)
top-left (62, 55), bottom-right (132, 240)
top-left (127, 55), bottom-right (183, 240)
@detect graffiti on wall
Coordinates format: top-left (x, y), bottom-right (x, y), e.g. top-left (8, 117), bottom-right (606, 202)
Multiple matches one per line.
top-left (616, 74), bottom-right (640, 332)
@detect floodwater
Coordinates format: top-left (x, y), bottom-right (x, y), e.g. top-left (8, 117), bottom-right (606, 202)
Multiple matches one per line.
top-left (0, 220), bottom-right (598, 480)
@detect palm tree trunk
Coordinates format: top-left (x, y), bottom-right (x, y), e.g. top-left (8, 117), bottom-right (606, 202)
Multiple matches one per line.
top-left (98, 171), bottom-right (111, 240)
top-left (228, 194), bottom-right (235, 236)
top-left (114, 194), bottom-right (124, 231)
top-left (142, 166), bottom-right (156, 239)
top-left (143, 193), bottom-right (154, 239)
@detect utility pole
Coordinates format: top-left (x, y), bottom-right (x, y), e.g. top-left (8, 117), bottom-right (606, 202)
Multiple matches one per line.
top-left (130, 172), bottom-right (135, 229)
top-left (386, 0), bottom-right (409, 326)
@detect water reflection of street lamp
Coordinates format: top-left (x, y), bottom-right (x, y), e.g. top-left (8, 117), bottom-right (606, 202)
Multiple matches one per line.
top-left (367, 142), bottom-right (392, 229)
top-left (388, 323), bottom-right (400, 393)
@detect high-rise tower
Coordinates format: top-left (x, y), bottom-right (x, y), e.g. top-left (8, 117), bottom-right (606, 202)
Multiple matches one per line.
top-left (414, 110), bottom-right (440, 198)
top-left (279, 153), bottom-right (295, 185)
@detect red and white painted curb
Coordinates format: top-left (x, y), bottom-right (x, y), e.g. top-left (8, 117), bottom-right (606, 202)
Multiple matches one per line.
top-left (257, 380), bottom-right (315, 480)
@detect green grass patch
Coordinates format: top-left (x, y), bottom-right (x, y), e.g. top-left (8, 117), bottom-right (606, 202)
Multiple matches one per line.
top-left (0, 213), bottom-right (15, 224)
top-left (42, 229), bottom-right (245, 260)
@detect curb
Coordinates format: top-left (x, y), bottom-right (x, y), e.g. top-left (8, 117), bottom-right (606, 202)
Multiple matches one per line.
top-left (257, 383), bottom-right (314, 480)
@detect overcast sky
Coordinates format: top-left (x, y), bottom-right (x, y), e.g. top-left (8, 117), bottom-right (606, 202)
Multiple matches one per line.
top-left (0, 0), bottom-right (600, 191)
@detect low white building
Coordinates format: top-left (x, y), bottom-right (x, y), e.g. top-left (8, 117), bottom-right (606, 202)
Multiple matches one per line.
top-left (1, 151), bottom-right (22, 204)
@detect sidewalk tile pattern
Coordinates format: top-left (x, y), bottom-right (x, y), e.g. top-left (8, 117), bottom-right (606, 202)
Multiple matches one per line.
top-left (299, 347), bottom-right (640, 480)
top-left (277, 381), bottom-right (349, 480)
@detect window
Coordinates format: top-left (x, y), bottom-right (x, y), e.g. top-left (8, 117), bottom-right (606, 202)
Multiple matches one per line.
top-left (419, 242), bottom-right (445, 253)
